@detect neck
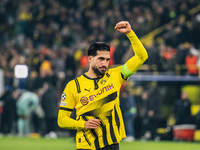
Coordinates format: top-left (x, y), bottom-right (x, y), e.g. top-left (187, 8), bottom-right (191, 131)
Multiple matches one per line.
top-left (86, 68), bottom-right (102, 78)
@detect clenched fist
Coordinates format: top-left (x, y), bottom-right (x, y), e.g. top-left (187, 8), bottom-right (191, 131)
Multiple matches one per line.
top-left (115, 21), bottom-right (132, 34)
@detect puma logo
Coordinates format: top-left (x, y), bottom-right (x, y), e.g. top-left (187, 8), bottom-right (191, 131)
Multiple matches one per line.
top-left (84, 88), bottom-right (91, 92)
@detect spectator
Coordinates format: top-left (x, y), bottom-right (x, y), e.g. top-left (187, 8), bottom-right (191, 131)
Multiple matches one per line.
top-left (140, 83), bottom-right (162, 140)
top-left (120, 89), bottom-right (137, 142)
top-left (185, 48), bottom-right (199, 76)
top-left (41, 82), bottom-right (58, 138)
top-left (16, 88), bottom-right (43, 136)
top-left (0, 88), bottom-right (18, 135)
top-left (173, 91), bottom-right (193, 125)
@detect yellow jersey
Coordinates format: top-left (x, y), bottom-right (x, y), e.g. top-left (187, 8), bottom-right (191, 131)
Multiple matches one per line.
top-left (59, 66), bottom-right (127, 149)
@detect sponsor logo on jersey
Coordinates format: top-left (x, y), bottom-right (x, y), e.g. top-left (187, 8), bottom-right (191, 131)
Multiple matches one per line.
top-left (80, 97), bottom-right (89, 106)
top-left (80, 83), bottom-right (114, 106)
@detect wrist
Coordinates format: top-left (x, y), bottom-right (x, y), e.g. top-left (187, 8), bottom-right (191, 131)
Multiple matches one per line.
top-left (125, 29), bottom-right (132, 34)
top-left (126, 30), bottom-right (133, 35)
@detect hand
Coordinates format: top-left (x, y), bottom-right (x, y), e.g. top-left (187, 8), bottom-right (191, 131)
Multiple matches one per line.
top-left (84, 119), bottom-right (101, 129)
top-left (115, 21), bottom-right (132, 34)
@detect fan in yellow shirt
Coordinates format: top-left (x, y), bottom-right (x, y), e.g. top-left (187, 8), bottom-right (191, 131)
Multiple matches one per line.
top-left (57, 21), bottom-right (148, 150)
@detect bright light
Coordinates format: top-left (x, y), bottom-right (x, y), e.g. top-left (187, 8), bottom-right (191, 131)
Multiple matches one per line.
top-left (14, 65), bottom-right (28, 78)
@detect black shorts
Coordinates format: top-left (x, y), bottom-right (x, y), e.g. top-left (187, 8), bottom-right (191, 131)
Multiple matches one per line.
top-left (77, 143), bottom-right (119, 150)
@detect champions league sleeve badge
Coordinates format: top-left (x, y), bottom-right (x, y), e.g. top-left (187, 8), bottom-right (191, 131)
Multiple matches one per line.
top-left (61, 92), bottom-right (66, 101)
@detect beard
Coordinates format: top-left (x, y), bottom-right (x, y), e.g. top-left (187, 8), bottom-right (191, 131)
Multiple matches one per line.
top-left (92, 66), bottom-right (107, 76)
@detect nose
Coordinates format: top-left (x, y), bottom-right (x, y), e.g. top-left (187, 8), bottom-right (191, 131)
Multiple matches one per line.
top-left (101, 60), bottom-right (109, 67)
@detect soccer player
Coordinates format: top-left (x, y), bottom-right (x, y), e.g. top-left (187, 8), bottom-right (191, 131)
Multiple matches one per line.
top-left (57, 21), bottom-right (148, 150)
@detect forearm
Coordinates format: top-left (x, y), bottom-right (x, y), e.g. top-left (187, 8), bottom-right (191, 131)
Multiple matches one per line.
top-left (57, 110), bottom-right (85, 129)
top-left (126, 30), bottom-right (148, 60)
top-left (121, 30), bottom-right (148, 77)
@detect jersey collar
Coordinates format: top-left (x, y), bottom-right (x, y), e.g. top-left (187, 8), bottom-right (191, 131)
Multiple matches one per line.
top-left (83, 73), bottom-right (105, 80)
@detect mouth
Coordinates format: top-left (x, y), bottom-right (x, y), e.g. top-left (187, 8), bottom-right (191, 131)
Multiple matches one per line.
top-left (99, 67), bottom-right (106, 71)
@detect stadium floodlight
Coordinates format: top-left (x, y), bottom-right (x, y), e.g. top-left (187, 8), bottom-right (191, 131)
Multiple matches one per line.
top-left (14, 64), bottom-right (29, 78)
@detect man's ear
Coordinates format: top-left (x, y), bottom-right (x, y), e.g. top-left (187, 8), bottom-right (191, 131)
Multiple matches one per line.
top-left (88, 56), bottom-right (93, 63)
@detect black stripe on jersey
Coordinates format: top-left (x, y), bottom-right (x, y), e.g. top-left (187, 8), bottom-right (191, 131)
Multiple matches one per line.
top-left (94, 79), bottom-right (99, 90)
top-left (59, 107), bottom-right (73, 111)
top-left (74, 78), bottom-right (81, 93)
top-left (107, 115), bottom-right (117, 143)
top-left (104, 91), bottom-right (117, 103)
top-left (80, 92), bottom-right (117, 116)
top-left (114, 106), bottom-right (120, 131)
top-left (121, 73), bottom-right (128, 80)
top-left (82, 116), bottom-right (100, 149)
top-left (106, 73), bottom-right (110, 78)
top-left (96, 117), bottom-right (108, 147)
top-left (82, 130), bottom-right (91, 146)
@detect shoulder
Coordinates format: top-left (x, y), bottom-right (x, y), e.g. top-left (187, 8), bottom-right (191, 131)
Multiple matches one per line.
top-left (108, 65), bottom-right (128, 83)
top-left (64, 75), bottom-right (84, 91)
top-left (65, 74), bottom-right (82, 85)
top-left (108, 65), bottom-right (122, 74)
top-left (29, 92), bottom-right (39, 100)
top-left (67, 79), bottom-right (76, 86)
top-left (22, 91), bottom-right (32, 98)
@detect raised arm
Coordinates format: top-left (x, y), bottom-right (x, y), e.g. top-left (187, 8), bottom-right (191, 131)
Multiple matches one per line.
top-left (115, 21), bottom-right (148, 77)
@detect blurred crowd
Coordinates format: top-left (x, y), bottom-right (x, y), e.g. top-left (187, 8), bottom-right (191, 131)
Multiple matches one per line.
top-left (0, 82), bottom-right (58, 138)
top-left (0, 0), bottom-right (200, 82)
top-left (0, 0), bottom-right (200, 139)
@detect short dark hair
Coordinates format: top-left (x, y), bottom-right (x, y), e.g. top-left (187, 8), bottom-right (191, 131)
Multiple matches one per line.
top-left (88, 42), bottom-right (110, 56)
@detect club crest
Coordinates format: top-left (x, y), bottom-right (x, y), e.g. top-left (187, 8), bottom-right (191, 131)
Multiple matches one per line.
top-left (100, 79), bottom-right (107, 85)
